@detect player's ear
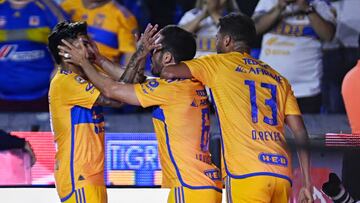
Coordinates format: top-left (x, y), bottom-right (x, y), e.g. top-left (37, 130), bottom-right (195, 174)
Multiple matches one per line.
top-left (162, 51), bottom-right (173, 64)
top-left (224, 35), bottom-right (231, 47)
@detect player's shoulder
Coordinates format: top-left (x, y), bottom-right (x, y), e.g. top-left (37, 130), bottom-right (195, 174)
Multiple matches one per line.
top-left (60, 0), bottom-right (80, 9)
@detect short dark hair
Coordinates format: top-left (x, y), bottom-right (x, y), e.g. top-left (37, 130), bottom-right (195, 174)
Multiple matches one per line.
top-left (159, 25), bottom-right (196, 63)
top-left (219, 12), bottom-right (256, 46)
top-left (48, 21), bottom-right (88, 64)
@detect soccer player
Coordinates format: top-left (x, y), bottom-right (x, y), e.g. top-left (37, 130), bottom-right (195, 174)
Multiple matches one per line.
top-left (161, 13), bottom-right (313, 203)
top-left (59, 25), bottom-right (223, 203)
top-left (48, 21), bottom-right (141, 203)
top-left (61, 0), bottom-right (138, 65)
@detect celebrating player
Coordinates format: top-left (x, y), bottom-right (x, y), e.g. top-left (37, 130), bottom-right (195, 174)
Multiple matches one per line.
top-left (161, 13), bottom-right (313, 203)
top-left (58, 24), bottom-right (223, 203)
top-left (48, 21), bottom-right (143, 203)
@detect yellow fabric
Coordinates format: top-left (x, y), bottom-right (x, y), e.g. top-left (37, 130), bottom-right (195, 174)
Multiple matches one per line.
top-left (61, 185), bottom-right (107, 203)
top-left (225, 176), bottom-right (290, 203)
top-left (134, 78), bottom-right (222, 191)
top-left (61, 0), bottom-right (138, 61)
top-left (167, 186), bottom-right (222, 203)
top-left (0, 27), bottom-right (51, 43)
top-left (49, 69), bottom-right (105, 200)
top-left (184, 52), bottom-right (301, 181)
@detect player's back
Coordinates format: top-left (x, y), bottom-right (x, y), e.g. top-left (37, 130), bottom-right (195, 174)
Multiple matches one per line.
top-left (49, 69), bottom-right (105, 200)
top-left (184, 52), bottom-right (301, 183)
top-left (134, 78), bottom-right (222, 191)
top-left (61, 0), bottom-right (137, 61)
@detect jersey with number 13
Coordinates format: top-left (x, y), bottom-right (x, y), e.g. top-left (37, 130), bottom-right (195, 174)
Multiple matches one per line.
top-left (184, 52), bottom-right (301, 183)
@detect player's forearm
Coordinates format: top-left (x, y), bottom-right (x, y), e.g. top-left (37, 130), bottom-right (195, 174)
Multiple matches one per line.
top-left (161, 63), bottom-right (193, 79)
top-left (96, 55), bottom-right (125, 81)
top-left (295, 131), bottom-right (312, 188)
top-left (119, 45), bottom-right (147, 84)
top-left (81, 60), bottom-right (118, 99)
top-left (307, 12), bottom-right (335, 41)
top-left (253, 5), bottom-right (284, 35)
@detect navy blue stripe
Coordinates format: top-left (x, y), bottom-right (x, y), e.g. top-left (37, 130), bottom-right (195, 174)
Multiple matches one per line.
top-left (181, 187), bottom-right (185, 203)
top-left (88, 26), bottom-right (118, 49)
top-left (75, 190), bottom-right (79, 203)
top-left (158, 106), bottom-right (222, 193)
top-left (152, 106), bottom-right (165, 121)
top-left (60, 191), bottom-right (74, 202)
top-left (82, 188), bottom-right (86, 203)
top-left (175, 187), bottom-right (178, 203)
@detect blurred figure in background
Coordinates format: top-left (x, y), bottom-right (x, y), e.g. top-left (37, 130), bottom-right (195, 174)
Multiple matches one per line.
top-left (0, 0), bottom-right (67, 112)
top-left (322, 0), bottom-right (360, 114)
top-left (178, 0), bottom-right (240, 57)
top-left (61, 0), bottom-right (138, 65)
top-left (253, 0), bottom-right (336, 114)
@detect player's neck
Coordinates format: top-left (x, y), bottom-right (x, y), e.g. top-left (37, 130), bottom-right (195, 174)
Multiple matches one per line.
top-left (233, 42), bottom-right (251, 55)
top-left (83, 0), bottom-right (110, 9)
top-left (60, 62), bottom-right (85, 78)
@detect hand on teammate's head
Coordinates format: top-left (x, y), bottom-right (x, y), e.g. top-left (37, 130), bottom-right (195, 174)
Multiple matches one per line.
top-left (137, 23), bottom-right (162, 59)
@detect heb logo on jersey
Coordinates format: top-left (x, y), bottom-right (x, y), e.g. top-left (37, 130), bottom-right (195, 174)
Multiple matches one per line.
top-left (0, 44), bottom-right (45, 61)
top-left (258, 153), bottom-right (288, 167)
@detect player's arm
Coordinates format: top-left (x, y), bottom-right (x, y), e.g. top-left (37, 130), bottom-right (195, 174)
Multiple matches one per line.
top-left (87, 39), bottom-right (125, 81)
top-left (95, 94), bottom-right (123, 108)
top-left (119, 24), bottom-right (160, 84)
top-left (60, 39), bottom-right (140, 105)
top-left (285, 115), bottom-right (313, 202)
top-left (161, 62), bottom-right (193, 79)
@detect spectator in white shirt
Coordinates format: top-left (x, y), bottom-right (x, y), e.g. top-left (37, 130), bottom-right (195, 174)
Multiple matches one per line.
top-left (178, 0), bottom-right (240, 57)
top-left (253, 0), bottom-right (336, 113)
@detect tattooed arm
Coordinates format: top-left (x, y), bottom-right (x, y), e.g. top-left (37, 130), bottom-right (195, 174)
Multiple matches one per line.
top-left (119, 24), bottom-right (161, 84)
top-left (95, 94), bottom-right (123, 108)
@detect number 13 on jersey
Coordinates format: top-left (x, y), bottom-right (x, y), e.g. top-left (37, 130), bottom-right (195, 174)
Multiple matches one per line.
top-left (244, 80), bottom-right (278, 126)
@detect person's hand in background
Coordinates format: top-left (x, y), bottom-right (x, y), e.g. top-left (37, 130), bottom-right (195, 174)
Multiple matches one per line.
top-left (24, 141), bottom-right (36, 167)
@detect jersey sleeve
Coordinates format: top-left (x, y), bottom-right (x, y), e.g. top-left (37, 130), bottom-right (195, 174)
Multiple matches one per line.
top-left (133, 79), bottom-right (175, 108)
top-left (183, 55), bottom-right (219, 87)
top-left (284, 83), bottom-right (301, 116)
top-left (62, 75), bottom-right (101, 109)
top-left (116, 6), bottom-right (138, 53)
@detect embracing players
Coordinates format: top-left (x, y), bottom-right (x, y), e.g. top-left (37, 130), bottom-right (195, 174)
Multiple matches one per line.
top-left (58, 24), bottom-right (222, 203)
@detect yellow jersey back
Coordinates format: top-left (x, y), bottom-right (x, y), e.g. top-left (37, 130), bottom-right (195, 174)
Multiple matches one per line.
top-left (61, 0), bottom-right (138, 61)
top-left (49, 69), bottom-right (105, 201)
top-left (184, 52), bottom-right (301, 184)
top-left (134, 78), bottom-right (222, 192)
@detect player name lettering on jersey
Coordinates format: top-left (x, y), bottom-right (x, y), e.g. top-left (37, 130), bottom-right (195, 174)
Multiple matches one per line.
top-left (251, 130), bottom-right (282, 142)
top-left (204, 169), bottom-right (221, 181)
top-left (235, 65), bottom-right (282, 84)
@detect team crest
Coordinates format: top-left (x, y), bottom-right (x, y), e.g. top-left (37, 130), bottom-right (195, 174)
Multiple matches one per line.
top-left (29, 16), bottom-right (40, 26)
top-left (93, 14), bottom-right (105, 27)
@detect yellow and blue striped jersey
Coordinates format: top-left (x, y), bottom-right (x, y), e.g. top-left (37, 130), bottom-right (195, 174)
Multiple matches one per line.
top-left (184, 52), bottom-right (301, 184)
top-left (61, 0), bottom-right (138, 62)
top-left (134, 78), bottom-right (222, 192)
top-left (49, 69), bottom-right (105, 201)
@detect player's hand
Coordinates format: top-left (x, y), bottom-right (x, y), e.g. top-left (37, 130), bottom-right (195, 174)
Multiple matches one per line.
top-left (137, 23), bottom-right (162, 59)
top-left (295, 0), bottom-right (310, 11)
top-left (87, 39), bottom-right (104, 64)
top-left (298, 186), bottom-right (314, 203)
top-left (58, 39), bottom-right (89, 67)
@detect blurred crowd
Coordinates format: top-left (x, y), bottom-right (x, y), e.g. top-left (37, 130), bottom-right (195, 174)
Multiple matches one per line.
top-left (0, 0), bottom-right (359, 114)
